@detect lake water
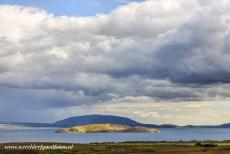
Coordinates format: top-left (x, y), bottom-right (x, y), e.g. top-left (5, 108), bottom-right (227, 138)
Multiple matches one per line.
top-left (1, 128), bottom-right (230, 143)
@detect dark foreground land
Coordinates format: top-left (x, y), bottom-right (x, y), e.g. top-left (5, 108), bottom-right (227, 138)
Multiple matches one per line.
top-left (1, 141), bottom-right (230, 154)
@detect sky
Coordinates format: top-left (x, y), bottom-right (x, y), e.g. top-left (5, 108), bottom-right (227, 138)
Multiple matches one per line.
top-left (1, 0), bottom-right (230, 125)
top-left (0, 0), bottom-right (143, 16)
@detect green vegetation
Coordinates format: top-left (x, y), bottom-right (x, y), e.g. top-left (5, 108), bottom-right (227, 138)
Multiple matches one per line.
top-left (1, 141), bottom-right (230, 154)
top-left (56, 124), bottom-right (159, 133)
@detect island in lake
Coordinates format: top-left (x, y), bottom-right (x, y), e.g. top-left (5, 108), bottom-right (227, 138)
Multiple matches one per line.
top-left (56, 124), bottom-right (159, 133)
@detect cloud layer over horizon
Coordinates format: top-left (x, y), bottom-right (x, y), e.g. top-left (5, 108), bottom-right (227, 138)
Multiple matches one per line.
top-left (1, 0), bottom-right (230, 124)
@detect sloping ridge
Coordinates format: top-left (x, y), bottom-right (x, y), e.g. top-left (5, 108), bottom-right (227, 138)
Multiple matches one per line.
top-left (54, 114), bottom-right (158, 128)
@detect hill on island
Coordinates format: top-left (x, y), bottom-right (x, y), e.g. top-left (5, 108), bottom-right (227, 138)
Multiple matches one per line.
top-left (54, 114), bottom-right (162, 128)
top-left (56, 124), bottom-right (159, 133)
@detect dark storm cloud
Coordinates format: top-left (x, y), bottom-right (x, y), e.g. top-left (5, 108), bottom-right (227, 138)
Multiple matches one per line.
top-left (149, 9), bottom-right (230, 84)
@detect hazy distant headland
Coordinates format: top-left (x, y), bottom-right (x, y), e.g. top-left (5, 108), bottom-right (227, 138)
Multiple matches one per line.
top-left (0, 124), bottom-right (26, 130)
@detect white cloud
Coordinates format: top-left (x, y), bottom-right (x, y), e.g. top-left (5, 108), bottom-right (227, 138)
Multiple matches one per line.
top-left (1, 0), bottom-right (230, 123)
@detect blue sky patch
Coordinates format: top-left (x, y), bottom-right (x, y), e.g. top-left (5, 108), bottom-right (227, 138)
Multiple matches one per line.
top-left (0, 0), bottom-right (143, 16)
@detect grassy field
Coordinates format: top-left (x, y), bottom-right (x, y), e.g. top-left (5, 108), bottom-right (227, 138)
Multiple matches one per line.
top-left (1, 141), bottom-right (230, 154)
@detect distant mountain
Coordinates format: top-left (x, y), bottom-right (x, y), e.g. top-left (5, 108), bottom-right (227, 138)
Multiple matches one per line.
top-left (54, 115), bottom-right (230, 128)
top-left (54, 114), bottom-right (159, 128)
